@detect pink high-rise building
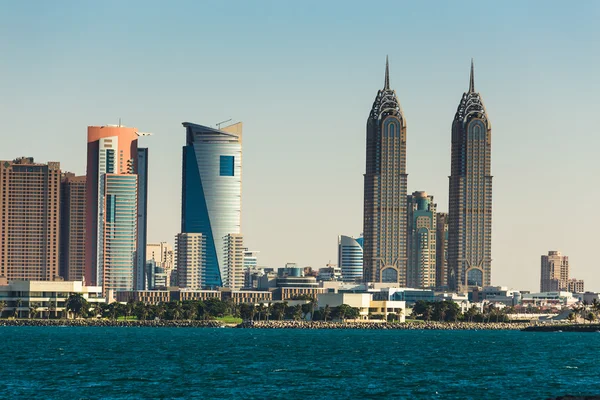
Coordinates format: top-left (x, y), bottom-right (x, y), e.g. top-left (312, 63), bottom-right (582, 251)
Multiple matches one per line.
top-left (86, 126), bottom-right (140, 293)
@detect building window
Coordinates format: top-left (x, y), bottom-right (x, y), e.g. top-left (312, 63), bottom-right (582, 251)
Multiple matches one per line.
top-left (220, 156), bottom-right (235, 177)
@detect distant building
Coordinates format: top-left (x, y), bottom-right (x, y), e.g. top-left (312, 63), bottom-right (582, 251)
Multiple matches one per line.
top-left (60, 173), bottom-right (86, 281)
top-left (363, 57), bottom-right (408, 285)
top-left (318, 264), bottom-right (342, 282)
top-left (435, 212), bottom-right (448, 288)
top-left (471, 286), bottom-right (521, 306)
top-left (448, 61), bottom-right (493, 290)
top-left (407, 192), bottom-right (437, 288)
top-left (181, 122), bottom-right (242, 288)
top-left (175, 233), bottom-right (205, 290)
top-left (243, 250), bottom-right (260, 288)
top-left (338, 235), bottom-right (363, 282)
top-left (223, 233), bottom-right (244, 290)
top-left (146, 242), bottom-right (175, 287)
top-left (540, 251), bottom-right (569, 292)
top-left (567, 279), bottom-right (584, 294)
top-left (136, 147), bottom-right (149, 291)
top-left (0, 157), bottom-right (61, 281)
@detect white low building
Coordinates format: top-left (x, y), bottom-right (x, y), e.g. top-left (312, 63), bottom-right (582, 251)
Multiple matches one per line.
top-left (0, 280), bottom-right (105, 318)
top-left (317, 292), bottom-right (406, 321)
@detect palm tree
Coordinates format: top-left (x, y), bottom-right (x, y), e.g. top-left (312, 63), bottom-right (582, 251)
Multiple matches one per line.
top-left (293, 304), bottom-right (303, 321)
top-left (65, 294), bottom-right (88, 319)
top-left (91, 302), bottom-right (103, 319)
top-left (172, 302), bottom-right (184, 321)
top-left (0, 301), bottom-right (5, 318)
top-left (323, 305), bottom-right (331, 322)
top-left (257, 303), bottom-right (265, 321)
top-left (15, 299), bottom-right (23, 319)
top-left (266, 303), bottom-right (273, 321)
top-left (29, 302), bottom-right (40, 319)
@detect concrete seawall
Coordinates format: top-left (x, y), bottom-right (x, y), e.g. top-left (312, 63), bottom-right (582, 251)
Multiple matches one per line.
top-left (0, 319), bottom-right (224, 328)
top-left (237, 321), bottom-right (533, 330)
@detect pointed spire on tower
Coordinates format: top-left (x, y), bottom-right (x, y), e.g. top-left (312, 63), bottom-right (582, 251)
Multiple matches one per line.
top-left (469, 58), bottom-right (475, 93)
top-left (384, 55), bottom-right (390, 89)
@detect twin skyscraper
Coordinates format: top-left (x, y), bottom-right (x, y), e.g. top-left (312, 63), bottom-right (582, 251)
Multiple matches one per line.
top-left (362, 58), bottom-right (492, 291)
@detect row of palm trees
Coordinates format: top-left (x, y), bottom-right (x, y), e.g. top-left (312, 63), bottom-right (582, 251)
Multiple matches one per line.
top-left (569, 299), bottom-right (600, 323)
top-left (411, 300), bottom-right (511, 323)
top-left (239, 302), bottom-right (361, 322)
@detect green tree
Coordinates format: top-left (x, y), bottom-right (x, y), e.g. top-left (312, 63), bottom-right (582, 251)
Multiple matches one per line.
top-left (346, 307), bottom-right (360, 320)
top-left (272, 302), bottom-right (286, 321)
top-left (204, 298), bottom-right (228, 318)
top-left (239, 303), bottom-right (255, 321)
top-left (65, 294), bottom-right (88, 319)
top-left (135, 303), bottom-right (150, 321)
top-left (567, 312), bottom-right (576, 322)
top-left (323, 305), bottom-right (331, 322)
top-left (335, 304), bottom-right (352, 321)
top-left (293, 304), bottom-right (303, 321)
top-left (0, 301), bottom-right (5, 318)
top-left (586, 312), bottom-right (596, 324)
top-left (90, 302), bottom-right (104, 319)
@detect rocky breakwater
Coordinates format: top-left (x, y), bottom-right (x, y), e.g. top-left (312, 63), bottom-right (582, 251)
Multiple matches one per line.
top-left (0, 319), bottom-right (224, 328)
top-left (237, 320), bottom-right (532, 330)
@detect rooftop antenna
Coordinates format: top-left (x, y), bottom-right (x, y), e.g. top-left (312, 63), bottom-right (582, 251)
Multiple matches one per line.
top-left (216, 119), bottom-right (232, 130)
top-left (118, 117), bottom-right (122, 127)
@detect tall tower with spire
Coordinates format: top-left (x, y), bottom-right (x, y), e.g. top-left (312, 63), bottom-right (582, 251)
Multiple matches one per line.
top-left (447, 60), bottom-right (493, 290)
top-left (362, 57), bottom-right (408, 285)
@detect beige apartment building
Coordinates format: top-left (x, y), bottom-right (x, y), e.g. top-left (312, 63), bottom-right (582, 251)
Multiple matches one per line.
top-left (59, 173), bottom-right (86, 281)
top-left (540, 251), bottom-right (569, 292)
top-left (224, 233), bottom-right (244, 290)
top-left (0, 158), bottom-right (61, 281)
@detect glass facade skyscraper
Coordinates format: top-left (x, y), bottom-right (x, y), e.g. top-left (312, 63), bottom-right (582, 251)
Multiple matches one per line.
top-left (363, 57), bottom-right (408, 285)
top-left (338, 235), bottom-right (363, 282)
top-left (103, 174), bottom-right (138, 292)
top-left (448, 61), bottom-right (493, 290)
top-left (86, 125), bottom-right (148, 295)
top-left (407, 192), bottom-right (437, 288)
top-left (181, 122), bottom-right (242, 288)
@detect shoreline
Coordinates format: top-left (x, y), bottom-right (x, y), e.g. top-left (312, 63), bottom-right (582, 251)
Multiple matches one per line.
top-left (237, 320), bottom-right (533, 330)
top-left (0, 319), bottom-right (532, 330)
top-left (0, 319), bottom-right (224, 328)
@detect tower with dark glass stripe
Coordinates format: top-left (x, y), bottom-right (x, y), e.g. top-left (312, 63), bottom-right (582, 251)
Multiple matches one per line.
top-left (181, 122), bottom-right (242, 289)
top-left (447, 60), bottom-right (492, 290)
top-left (363, 57), bottom-right (408, 285)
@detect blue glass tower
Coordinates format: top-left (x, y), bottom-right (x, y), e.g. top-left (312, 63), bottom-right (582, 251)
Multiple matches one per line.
top-left (181, 122), bottom-right (242, 288)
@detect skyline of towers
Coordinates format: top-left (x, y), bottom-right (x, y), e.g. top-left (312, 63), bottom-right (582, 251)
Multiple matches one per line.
top-left (362, 57), bottom-right (408, 285)
top-left (447, 61), bottom-right (493, 291)
top-left (180, 122), bottom-right (243, 289)
top-left (0, 157), bottom-right (61, 281)
top-left (85, 125), bottom-right (148, 294)
top-left (407, 192), bottom-right (437, 288)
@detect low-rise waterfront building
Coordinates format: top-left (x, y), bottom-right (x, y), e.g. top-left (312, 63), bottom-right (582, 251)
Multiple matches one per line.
top-left (521, 291), bottom-right (577, 307)
top-left (0, 280), bottom-right (105, 318)
top-left (222, 289), bottom-right (272, 305)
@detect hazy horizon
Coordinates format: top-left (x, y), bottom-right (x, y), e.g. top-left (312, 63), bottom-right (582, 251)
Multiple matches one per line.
top-left (1, 1), bottom-right (598, 292)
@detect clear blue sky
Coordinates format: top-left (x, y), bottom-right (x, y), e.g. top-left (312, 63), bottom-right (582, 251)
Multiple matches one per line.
top-left (1, 1), bottom-right (598, 291)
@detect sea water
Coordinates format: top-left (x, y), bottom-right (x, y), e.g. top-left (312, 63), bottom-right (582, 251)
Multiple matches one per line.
top-left (0, 327), bottom-right (598, 399)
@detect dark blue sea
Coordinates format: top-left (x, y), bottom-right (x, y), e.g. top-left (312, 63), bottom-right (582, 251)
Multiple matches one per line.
top-left (1, 327), bottom-right (598, 399)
